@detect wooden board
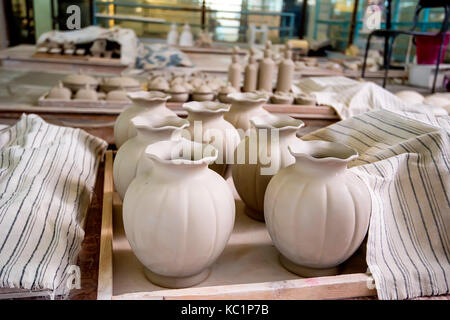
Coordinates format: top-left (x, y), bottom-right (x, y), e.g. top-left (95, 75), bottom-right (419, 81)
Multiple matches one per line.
top-left (97, 151), bottom-right (377, 300)
top-left (0, 45), bottom-right (128, 74)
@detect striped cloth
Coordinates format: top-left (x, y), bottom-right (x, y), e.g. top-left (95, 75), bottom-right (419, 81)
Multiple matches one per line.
top-left (0, 114), bottom-right (107, 294)
top-left (303, 110), bottom-right (450, 300)
top-left (296, 77), bottom-right (446, 119)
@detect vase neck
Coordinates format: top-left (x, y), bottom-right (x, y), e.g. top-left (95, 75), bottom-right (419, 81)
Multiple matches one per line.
top-left (136, 128), bottom-right (180, 143)
top-left (150, 159), bottom-right (209, 181)
top-left (187, 112), bottom-right (224, 123)
top-left (293, 157), bottom-right (348, 177)
top-left (289, 140), bottom-right (358, 178)
top-left (134, 101), bottom-right (166, 110)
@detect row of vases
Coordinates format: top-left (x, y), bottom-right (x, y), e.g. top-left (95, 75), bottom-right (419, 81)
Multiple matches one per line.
top-left (113, 91), bottom-right (371, 288)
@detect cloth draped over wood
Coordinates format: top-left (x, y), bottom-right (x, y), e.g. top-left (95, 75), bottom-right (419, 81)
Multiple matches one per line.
top-left (0, 114), bottom-right (107, 294)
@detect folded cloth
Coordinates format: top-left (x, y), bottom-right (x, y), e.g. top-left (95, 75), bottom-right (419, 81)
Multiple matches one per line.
top-left (296, 77), bottom-right (446, 119)
top-left (0, 114), bottom-right (107, 294)
top-left (303, 110), bottom-right (450, 300)
top-left (136, 43), bottom-right (193, 70)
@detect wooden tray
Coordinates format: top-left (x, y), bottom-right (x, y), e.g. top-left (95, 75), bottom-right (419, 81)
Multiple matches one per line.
top-left (37, 92), bottom-right (131, 109)
top-left (97, 151), bottom-right (377, 300)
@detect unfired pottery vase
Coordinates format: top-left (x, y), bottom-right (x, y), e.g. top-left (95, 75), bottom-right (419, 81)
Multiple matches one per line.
top-left (224, 92), bottom-right (269, 136)
top-left (243, 54), bottom-right (258, 92)
top-left (114, 91), bottom-right (174, 148)
top-left (123, 139), bottom-right (235, 288)
top-left (113, 114), bottom-right (189, 200)
top-left (276, 44), bottom-right (294, 93)
top-left (257, 48), bottom-right (275, 92)
top-left (264, 141), bottom-right (371, 277)
top-left (228, 50), bottom-right (241, 90)
top-left (182, 101), bottom-right (240, 177)
top-left (232, 114), bottom-right (304, 221)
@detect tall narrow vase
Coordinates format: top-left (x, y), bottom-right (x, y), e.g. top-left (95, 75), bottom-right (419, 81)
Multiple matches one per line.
top-left (114, 91), bottom-right (174, 148)
top-left (264, 141), bottom-right (371, 277)
top-left (123, 139), bottom-right (235, 288)
top-left (232, 114), bottom-right (304, 221)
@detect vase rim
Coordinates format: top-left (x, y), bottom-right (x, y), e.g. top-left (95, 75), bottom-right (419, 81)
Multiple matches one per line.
top-left (288, 140), bottom-right (358, 164)
top-left (145, 139), bottom-right (218, 166)
top-left (227, 92), bottom-right (268, 104)
top-left (250, 114), bottom-right (304, 131)
top-left (127, 90), bottom-right (171, 102)
top-left (182, 101), bottom-right (230, 114)
top-left (131, 115), bottom-right (189, 132)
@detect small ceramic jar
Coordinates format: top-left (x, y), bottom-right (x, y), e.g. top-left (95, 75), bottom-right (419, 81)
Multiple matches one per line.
top-left (102, 76), bottom-right (141, 92)
top-left (170, 76), bottom-right (185, 86)
top-left (47, 81), bottom-right (72, 100)
top-left (189, 77), bottom-right (203, 88)
top-left (167, 84), bottom-right (189, 102)
top-left (192, 84), bottom-right (214, 101)
top-left (106, 89), bottom-right (130, 101)
top-left (271, 91), bottom-right (294, 105)
top-left (217, 83), bottom-right (238, 103)
top-left (148, 77), bottom-right (170, 92)
top-left (74, 84), bottom-right (98, 101)
top-left (295, 93), bottom-right (316, 105)
top-left (62, 71), bottom-right (99, 92)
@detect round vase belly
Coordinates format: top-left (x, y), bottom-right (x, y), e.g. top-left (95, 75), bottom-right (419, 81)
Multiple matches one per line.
top-left (182, 101), bottom-right (240, 177)
top-left (113, 114), bottom-right (189, 200)
top-left (123, 140), bottom-right (235, 288)
top-left (232, 114), bottom-right (304, 221)
top-left (114, 91), bottom-right (174, 148)
top-left (264, 141), bottom-right (371, 277)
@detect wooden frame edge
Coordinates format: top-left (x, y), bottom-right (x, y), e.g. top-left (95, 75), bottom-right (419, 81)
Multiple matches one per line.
top-left (112, 273), bottom-right (376, 300)
top-left (97, 151), bottom-right (114, 300)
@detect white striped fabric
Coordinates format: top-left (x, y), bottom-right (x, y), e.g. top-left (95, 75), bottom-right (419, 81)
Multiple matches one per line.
top-left (0, 114), bottom-right (107, 294)
top-left (296, 77), bottom-right (445, 119)
top-left (303, 109), bottom-right (450, 300)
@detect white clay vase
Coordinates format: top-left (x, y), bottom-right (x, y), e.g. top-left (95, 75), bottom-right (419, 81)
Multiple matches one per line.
top-left (264, 141), bottom-right (371, 277)
top-left (276, 43), bottom-right (294, 93)
top-left (243, 55), bottom-right (258, 92)
top-left (257, 48), bottom-right (275, 92)
top-left (114, 91), bottom-right (173, 148)
top-left (224, 92), bottom-right (269, 137)
top-left (232, 114), bottom-right (304, 221)
top-left (123, 139), bottom-right (235, 288)
top-left (179, 23), bottom-right (194, 47)
top-left (182, 101), bottom-right (240, 177)
top-left (228, 47), bottom-right (242, 90)
top-left (113, 114), bottom-right (189, 200)
top-left (167, 23), bottom-right (179, 45)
